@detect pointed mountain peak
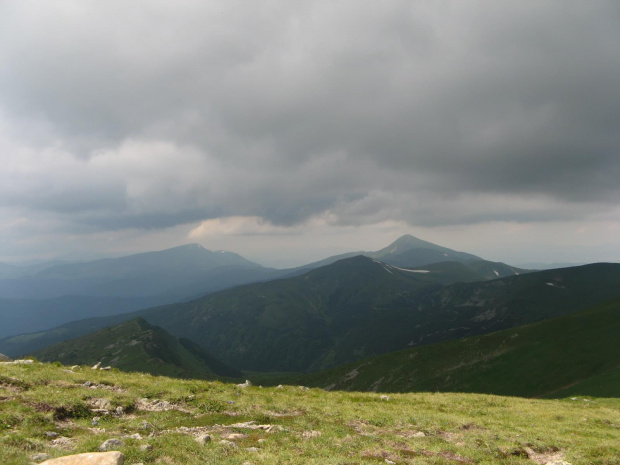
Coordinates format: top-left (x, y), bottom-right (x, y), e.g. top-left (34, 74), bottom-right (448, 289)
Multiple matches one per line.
top-left (377, 235), bottom-right (442, 255)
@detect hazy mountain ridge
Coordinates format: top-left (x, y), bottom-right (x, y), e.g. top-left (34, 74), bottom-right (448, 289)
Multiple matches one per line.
top-left (0, 243), bottom-right (273, 300)
top-left (0, 295), bottom-right (166, 339)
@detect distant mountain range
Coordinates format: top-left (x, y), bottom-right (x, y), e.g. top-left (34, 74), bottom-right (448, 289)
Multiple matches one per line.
top-left (6, 256), bottom-right (619, 379)
top-left (8, 234), bottom-right (618, 400)
top-left (0, 234), bottom-right (520, 340)
top-left (0, 243), bottom-right (272, 300)
top-left (288, 234), bottom-right (485, 273)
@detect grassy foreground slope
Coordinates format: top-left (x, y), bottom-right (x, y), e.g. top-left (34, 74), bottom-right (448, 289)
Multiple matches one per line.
top-left (279, 300), bottom-right (620, 398)
top-left (31, 318), bottom-right (242, 380)
top-left (1, 362), bottom-right (619, 465)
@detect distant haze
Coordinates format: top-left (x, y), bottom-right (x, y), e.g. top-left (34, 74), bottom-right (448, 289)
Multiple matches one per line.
top-left (1, 1), bottom-right (619, 267)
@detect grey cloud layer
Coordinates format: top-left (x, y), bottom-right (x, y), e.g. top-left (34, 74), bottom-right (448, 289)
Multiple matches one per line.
top-left (1, 1), bottom-right (619, 232)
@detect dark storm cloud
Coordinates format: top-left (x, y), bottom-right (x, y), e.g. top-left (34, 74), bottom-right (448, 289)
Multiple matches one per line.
top-left (1, 0), bottom-right (619, 233)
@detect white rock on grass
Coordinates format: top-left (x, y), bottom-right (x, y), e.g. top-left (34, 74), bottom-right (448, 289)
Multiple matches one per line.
top-left (39, 451), bottom-right (124, 465)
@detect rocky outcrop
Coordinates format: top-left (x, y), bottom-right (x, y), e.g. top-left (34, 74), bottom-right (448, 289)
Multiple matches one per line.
top-left (39, 451), bottom-right (124, 465)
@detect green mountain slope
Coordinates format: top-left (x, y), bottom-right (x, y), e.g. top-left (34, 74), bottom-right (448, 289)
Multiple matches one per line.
top-left (285, 299), bottom-right (620, 398)
top-left (131, 260), bottom-right (620, 373)
top-left (31, 318), bottom-right (242, 380)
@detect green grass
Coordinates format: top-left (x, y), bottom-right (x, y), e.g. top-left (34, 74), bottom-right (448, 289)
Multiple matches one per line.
top-left (1, 362), bottom-right (619, 464)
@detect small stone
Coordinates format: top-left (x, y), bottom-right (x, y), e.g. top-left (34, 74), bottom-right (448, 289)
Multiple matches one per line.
top-left (50, 437), bottom-right (75, 450)
top-left (139, 444), bottom-right (153, 452)
top-left (31, 453), bottom-right (51, 463)
top-left (91, 362), bottom-right (101, 370)
top-left (302, 430), bottom-right (321, 439)
top-left (122, 433), bottom-right (142, 440)
top-left (380, 395), bottom-right (390, 401)
top-left (39, 451), bottom-right (124, 465)
top-left (92, 417), bottom-right (100, 426)
top-left (115, 406), bottom-right (124, 415)
top-left (83, 381), bottom-right (92, 387)
top-left (92, 399), bottom-right (112, 410)
top-left (385, 460), bottom-right (396, 464)
top-left (276, 385), bottom-right (283, 389)
top-left (237, 380), bottom-right (252, 388)
top-left (100, 366), bottom-right (112, 371)
top-left (245, 447), bottom-right (260, 452)
top-left (99, 438), bottom-right (125, 451)
top-left (195, 434), bottom-right (212, 445)
top-left (45, 431), bottom-right (59, 438)
top-left (219, 440), bottom-right (238, 448)
top-left (257, 439), bottom-right (267, 444)
top-left (226, 433), bottom-right (247, 440)
top-left (412, 431), bottom-right (426, 438)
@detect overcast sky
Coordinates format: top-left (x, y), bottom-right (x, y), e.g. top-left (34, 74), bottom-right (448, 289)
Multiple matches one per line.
top-left (1, 1), bottom-right (619, 267)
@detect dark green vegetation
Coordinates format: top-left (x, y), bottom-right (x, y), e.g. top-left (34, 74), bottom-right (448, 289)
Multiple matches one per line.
top-left (32, 318), bottom-right (241, 380)
top-left (271, 300), bottom-right (620, 398)
top-left (130, 260), bottom-right (620, 373)
top-left (1, 362), bottom-right (619, 465)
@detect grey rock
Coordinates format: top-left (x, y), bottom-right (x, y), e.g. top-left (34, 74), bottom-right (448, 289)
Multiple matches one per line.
top-left (195, 434), bottom-right (212, 445)
top-left (31, 453), bottom-right (51, 463)
top-left (138, 444), bottom-right (153, 452)
top-left (99, 438), bottom-right (125, 451)
top-left (45, 432), bottom-right (59, 438)
top-left (219, 440), bottom-right (238, 448)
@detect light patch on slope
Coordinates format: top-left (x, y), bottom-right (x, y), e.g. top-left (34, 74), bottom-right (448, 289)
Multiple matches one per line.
top-left (546, 282), bottom-right (565, 289)
top-left (493, 270), bottom-right (499, 277)
top-left (390, 265), bottom-right (430, 273)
